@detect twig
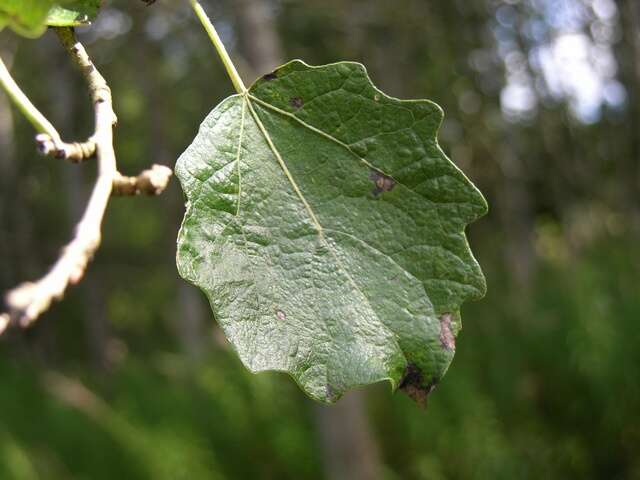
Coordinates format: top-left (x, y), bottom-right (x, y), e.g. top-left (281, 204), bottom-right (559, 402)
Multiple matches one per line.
top-left (0, 55), bottom-right (96, 162)
top-left (2, 28), bottom-right (118, 329)
top-left (36, 133), bottom-right (96, 163)
top-left (113, 164), bottom-right (173, 196)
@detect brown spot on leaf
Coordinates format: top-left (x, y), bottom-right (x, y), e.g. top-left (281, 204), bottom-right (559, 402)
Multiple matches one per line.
top-left (263, 72), bottom-right (278, 81)
top-left (439, 313), bottom-right (456, 351)
top-left (290, 96), bottom-right (304, 109)
top-left (369, 171), bottom-right (396, 197)
top-left (275, 309), bottom-right (286, 321)
top-left (399, 363), bottom-right (437, 408)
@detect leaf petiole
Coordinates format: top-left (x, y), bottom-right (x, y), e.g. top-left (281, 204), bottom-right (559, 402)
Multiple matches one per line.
top-left (188, 0), bottom-right (247, 95)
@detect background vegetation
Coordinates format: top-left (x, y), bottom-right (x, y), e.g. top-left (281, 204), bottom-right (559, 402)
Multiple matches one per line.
top-left (1, 0), bottom-right (639, 478)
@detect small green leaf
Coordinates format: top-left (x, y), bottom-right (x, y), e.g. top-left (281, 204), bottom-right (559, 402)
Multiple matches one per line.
top-left (176, 60), bottom-right (487, 404)
top-left (0, 0), bottom-right (100, 36)
top-left (46, 0), bottom-right (101, 27)
top-left (0, 0), bottom-right (54, 38)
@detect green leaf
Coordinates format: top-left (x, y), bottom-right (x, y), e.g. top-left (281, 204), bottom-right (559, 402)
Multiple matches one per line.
top-left (0, 0), bottom-right (54, 38)
top-left (46, 0), bottom-right (101, 27)
top-left (0, 0), bottom-right (100, 37)
top-left (176, 60), bottom-right (487, 404)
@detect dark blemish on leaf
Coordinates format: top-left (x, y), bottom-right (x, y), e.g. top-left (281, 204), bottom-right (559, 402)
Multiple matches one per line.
top-left (263, 71), bottom-right (278, 81)
top-left (399, 363), bottom-right (438, 408)
top-left (439, 313), bottom-right (456, 351)
top-left (275, 309), bottom-right (286, 321)
top-left (290, 97), bottom-right (304, 109)
top-left (369, 170), bottom-right (396, 197)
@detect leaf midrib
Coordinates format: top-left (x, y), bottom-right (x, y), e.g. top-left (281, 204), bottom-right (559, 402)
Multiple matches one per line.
top-left (247, 92), bottom-right (476, 243)
top-left (244, 96), bottom-right (324, 234)
top-left (248, 93), bottom-right (399, 188)
top-left (247, 93), bottom-right (461, 268)
top-left (242, 94), bottom-right (405, 363)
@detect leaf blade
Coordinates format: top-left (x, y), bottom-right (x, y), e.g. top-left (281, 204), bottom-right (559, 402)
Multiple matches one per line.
top-left (0, 0), bottom-right (101, 37)
top-left (46, 0), bottom-right (101, 27)
top-left (176, 61), bottom-right (487, 404)
top-left (0, 0), bottom-right (54, 38)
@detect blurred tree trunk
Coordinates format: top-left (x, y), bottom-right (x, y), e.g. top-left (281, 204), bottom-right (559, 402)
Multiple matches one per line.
top-left (0, 40), bottom-right (17, 290)
top-left (176, 284), bottom-right (208, 358)
top-left (149, 58), bottom-right (208, 360)
top-left (149, 67), bottom-right (209, 358)
top-left (618, 0), bottom-right (640, 227)
top-left (234, 0), bottom-right (284, 77)
top-left (496, 140), bottom-right (536, 288)
top-left (315, 391), bottom-right (384, 480)
top-left (1, 41), bottom-right (61, 359)
top-left (233, 3), bottom-right (384, 478)
top-left (0, 41), bottom-right (41, 295)
top-left (130, 12), bottom-right (209, 358)
top-left (0, 41), bottom-right (31, 357)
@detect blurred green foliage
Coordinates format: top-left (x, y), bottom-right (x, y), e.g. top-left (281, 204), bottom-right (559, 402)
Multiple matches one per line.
top-left (0, 236), bottom-right (638, 479)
